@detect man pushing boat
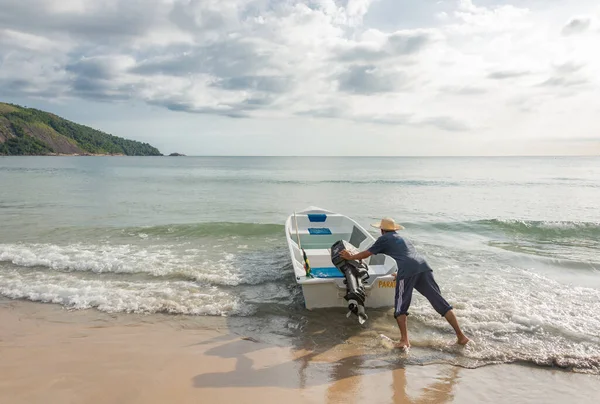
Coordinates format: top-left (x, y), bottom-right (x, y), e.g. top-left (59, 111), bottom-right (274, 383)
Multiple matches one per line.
top-left (339, 217), bottom-right (469, 350)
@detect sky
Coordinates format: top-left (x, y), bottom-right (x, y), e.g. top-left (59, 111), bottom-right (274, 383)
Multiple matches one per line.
top-left (1, 0), bottom-right (599, 156)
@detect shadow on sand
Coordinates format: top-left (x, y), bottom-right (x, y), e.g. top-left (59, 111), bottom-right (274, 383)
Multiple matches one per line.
top-left (191, 308), bottom-right (460, 403)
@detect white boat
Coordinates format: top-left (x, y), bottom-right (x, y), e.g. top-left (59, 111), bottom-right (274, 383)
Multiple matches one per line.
top-left (285, 206), bottom-right (397, 314)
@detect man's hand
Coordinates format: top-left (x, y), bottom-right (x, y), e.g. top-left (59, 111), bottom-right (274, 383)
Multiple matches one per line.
top-left (340, 249), bottom-right (353, 260)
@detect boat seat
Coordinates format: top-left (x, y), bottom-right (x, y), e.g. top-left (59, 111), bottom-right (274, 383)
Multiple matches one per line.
top-left (307, 213), bottom-right (327, 222)
top-left (304, 249), bottom-right (332, 268)
top-left (308, 228), bottom-right (332, 235)
top-left (295, 228), bottom-right (337, 235)
top-left (311, 265), bottom-right (389, 278)
top-left (310, 267), bottom-right (344, 278)
top-left (305, 248), bottom-right (331, 255)
top-left (368, 264), bottom-right (393, 275)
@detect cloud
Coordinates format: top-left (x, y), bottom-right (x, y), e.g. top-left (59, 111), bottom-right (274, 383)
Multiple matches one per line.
top-left (418, 116), bottom-right (470, 132)
top-left (295, 107), bottom-right (469, 131)
top-left (562, 17), bottom-right (591, 36)
top-left (337, 65), bottom-right (408, 94)
top-left (296, 106), bottom-right (345, 119)
top-left (0, 0), bottom-right (166, 42)
top-left (211, 75), bottom-right (292, 93)
top-left (0, 29), bottom-right (60, 52)
top-left (66, 56), bottom-right (133, 80)
top-left (449, 0), bottom-right (531, 35)
top-left (132, 39), bottom-right (267, 78)
top-left (553, 61), bottom-right (584, 75)
top-left (158, 102), bottom-right (251, 118)
top-left (335, 30), bottom-right (434, 63)
top-left (363, 113), bottom-right (414, 126)
top-left (440, 85), bottom-right (487, 95)
top-left (488, 70), bottom-right (531, 80)
top-left (537, 60), bottom-right (591, 89)
top-left (0, 0), bottom-right (599, 142)
top-left (386, 30), bottom-right (434, 55)
top-left (62, 55), bottom-right (139, 100)
top-left (538, 76), bottom-right (589, 88)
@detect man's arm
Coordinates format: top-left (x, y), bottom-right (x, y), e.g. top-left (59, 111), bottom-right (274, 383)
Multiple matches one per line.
top-left (340, 234), bottom-right (386, 261)
top-left (340, 249), bottom-right (372, 261)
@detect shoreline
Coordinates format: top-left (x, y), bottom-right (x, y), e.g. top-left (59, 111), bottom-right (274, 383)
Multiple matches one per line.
top-left (1, 300), bottom-right (598, 404)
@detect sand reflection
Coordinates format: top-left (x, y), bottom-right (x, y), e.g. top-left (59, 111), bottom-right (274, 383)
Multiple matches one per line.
top-left (192, 334), bottom-right (459, 404)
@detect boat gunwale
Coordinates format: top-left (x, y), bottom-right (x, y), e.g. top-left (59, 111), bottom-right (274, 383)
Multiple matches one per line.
top-left (284, 207), bottom-right (393, 285)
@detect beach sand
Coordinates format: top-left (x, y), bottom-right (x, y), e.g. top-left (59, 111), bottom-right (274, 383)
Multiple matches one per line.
top-left (1, 300), bottom-right (598, 404)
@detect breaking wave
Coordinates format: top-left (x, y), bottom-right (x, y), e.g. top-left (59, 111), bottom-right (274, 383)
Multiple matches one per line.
top-left (474, 219), bottom-right (600, 239)
top-left (425, 219), bottom-right (600, 239)
top-left (1, 218), bottom-right (600, 374)
top-left (0, 270), bottom-right (251, 316)
top-left (0, 242), bottom-right (291, 286)
top-left (416, 219), bottom-right (600, 264)
top-left (120, 222), bottom-right (285, 239)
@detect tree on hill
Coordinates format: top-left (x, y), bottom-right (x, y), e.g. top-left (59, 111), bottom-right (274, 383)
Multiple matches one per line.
top-left (0, 103), bottom-right (163, 156)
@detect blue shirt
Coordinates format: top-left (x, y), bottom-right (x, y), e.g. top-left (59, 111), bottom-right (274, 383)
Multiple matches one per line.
top-left (368, 231), bottom-right (431, 279)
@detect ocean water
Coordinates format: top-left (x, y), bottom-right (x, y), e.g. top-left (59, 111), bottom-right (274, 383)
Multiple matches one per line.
top-left (1, 156), bottom-right (599, 373)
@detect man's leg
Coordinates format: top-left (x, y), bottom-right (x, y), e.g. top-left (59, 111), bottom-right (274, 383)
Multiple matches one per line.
top-left (443, 310), bottom-right (469, 345)
top-left (395, 314), bottom-right (408, 349)
top-left (414, 270), bottom-right (469, 345)
top-left (394, 275), bottom-right (416, 349)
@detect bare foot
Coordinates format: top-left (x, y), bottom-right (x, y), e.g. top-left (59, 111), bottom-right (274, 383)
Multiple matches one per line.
top-left (457, 335), bottom-right (470, 345)
top-left (395, 340), bottom-right (410, 350)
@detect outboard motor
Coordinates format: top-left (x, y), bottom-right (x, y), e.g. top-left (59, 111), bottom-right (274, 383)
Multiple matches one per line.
top-left (330, 240), bottom-right (370, 324)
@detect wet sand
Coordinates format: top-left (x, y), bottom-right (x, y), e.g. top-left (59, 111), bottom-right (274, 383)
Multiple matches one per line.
top-left (1, 300), bottom-right (598, 404)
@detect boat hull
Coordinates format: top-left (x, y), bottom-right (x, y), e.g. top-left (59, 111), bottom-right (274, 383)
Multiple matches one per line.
top-left (301, 278), bottom-right (396, 310)
top-left (286, 206), bottom-right (397, 311)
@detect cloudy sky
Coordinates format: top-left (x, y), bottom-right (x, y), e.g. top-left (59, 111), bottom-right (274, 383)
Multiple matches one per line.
top-left (1, 0), bottom-right (599, 156)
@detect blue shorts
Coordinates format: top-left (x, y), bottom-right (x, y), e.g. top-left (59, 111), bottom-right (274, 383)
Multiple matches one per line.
top-left (394, 270), bottom-right (453, 318)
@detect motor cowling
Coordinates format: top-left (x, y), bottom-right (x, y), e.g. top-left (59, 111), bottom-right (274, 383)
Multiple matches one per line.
top-left (330, 240), bottom-right (369, 324)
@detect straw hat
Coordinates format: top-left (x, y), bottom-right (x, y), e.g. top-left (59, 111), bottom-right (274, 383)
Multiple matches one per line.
top-left (370, 217), bottom-right (404, 231)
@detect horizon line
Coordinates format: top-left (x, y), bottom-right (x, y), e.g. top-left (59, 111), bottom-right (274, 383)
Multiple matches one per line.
top-left (161, 154), bottom-right (598, 158)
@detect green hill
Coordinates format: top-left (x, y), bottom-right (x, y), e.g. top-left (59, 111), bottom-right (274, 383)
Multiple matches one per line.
top-left (0, 102), bottom-right (162, 156)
